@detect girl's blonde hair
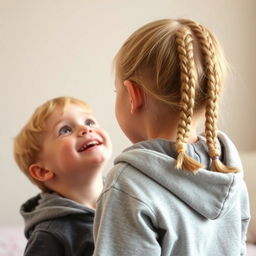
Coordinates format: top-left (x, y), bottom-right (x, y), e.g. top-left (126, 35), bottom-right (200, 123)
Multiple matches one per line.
top-left (115, 19), bottom-right (238, 173)
top-left (13, 96), bottom-right (91, 191)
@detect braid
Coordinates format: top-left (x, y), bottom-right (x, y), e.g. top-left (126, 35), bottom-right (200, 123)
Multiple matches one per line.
top-left (175, 26), bottom-right (204, 172)
top-left (184, 20), bottom-right (238, 173)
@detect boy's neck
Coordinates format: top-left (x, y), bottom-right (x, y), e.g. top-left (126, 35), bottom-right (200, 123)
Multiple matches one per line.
top-left (50, 168), bottom-right (104, 210)
top-left (68, 176), bottom-right (103, 209)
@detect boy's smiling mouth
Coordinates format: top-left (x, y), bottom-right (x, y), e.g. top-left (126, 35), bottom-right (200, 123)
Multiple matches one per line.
top-left (78, 140), bottom-right (102, 152)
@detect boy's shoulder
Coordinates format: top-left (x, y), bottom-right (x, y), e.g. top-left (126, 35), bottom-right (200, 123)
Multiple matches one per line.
top-left (21, 192), bottom-right (95, 239)
top-left (28, 214), bottom-right (94, 245)
top-left (32, 213), bottom-right (94, 236)
top-left (25, 214), bottom-right (95, 255)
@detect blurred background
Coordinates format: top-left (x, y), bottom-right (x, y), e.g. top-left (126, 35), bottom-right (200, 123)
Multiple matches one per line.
top-left (0, 0), bottom-right (255, 227)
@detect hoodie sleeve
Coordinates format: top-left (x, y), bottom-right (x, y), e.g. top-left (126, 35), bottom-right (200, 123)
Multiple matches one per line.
top-left (24, 231), bottom-right (65, 256)
top-left (240, 181), bottom-right (251, 255)
top-left (93, 186), bottom-right (161, 256)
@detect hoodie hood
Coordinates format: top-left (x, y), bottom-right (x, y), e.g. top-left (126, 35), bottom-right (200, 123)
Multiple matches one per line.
top-left (114, 131), bottom-right (243, 220)
top-left (20, 192), bottom-right (94, 238)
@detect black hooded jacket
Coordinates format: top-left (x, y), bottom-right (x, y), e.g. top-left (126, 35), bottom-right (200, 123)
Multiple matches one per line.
top-left (20, 192), bottom-right (95, 256)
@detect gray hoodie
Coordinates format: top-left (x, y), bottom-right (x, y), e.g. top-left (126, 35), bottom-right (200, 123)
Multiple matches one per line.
top-left (93, 132), bottom-right (250, 256)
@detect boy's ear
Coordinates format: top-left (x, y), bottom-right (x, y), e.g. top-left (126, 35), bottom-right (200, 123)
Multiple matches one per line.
top-left (29, 164), bottom-right (54, 182)
top-left (123, 80), bottom-right (145, 114)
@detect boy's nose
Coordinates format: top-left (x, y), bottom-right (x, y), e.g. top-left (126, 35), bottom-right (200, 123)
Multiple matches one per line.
top-left (78, 126), bottom-right (92, 136)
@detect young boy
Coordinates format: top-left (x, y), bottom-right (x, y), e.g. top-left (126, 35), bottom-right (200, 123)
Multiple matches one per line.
top-left (14, 96), bottom-right (112, 256)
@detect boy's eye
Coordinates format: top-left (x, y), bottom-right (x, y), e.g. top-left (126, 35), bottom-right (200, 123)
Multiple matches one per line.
top-left (85, 119), bottom-right (96, 127)
top-left (58, 125), bottom-right (72, 135)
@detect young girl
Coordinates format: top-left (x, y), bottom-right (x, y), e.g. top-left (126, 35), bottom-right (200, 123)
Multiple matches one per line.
top-left (93, 19), bottom-right (250, 255)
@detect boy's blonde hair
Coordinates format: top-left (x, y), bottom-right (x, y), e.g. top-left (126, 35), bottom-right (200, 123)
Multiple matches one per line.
top-left (115, 19), bottom-right (237, 173)
top-left (14, 96), bottom-right (91, 191)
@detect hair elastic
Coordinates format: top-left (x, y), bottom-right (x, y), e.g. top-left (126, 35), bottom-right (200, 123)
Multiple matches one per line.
top-left (177, 148), bottom-right (185, 153)
top-left (211, 155), bottom-right (219, 161)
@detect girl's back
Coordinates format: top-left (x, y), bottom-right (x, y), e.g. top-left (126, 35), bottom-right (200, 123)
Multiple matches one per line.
top-left (93, 18), bottom-right (250, 255)
top-left (94, 133), bottom-right (249, 255)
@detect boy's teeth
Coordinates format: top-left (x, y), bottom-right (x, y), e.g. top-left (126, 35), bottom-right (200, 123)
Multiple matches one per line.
top-left (79, 140), bottom-right (100, 152)
top-left (87, 141), bottom-right (97, 146)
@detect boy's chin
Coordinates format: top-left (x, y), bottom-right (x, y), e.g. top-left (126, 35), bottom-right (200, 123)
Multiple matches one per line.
top-left (90, 155), bottom-right (110, 167)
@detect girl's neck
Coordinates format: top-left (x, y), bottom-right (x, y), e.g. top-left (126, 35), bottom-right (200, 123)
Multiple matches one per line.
top-left (140, 99), bottom-right (202, 144)
top-left (145, 119), bottom-right (199, 143)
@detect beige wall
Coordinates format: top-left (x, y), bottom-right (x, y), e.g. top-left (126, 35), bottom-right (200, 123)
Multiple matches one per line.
top-left (0, 0), bottom-right (255, 225)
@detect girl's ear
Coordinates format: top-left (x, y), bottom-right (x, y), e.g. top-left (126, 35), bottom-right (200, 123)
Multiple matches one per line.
top-left (29, 164), bottom-right (54, 182)
top-left (123, 80), bottom-right (145, 114)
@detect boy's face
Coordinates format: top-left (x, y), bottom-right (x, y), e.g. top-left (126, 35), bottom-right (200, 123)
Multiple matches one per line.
top-left (39, 103), bottom-right (111, 182)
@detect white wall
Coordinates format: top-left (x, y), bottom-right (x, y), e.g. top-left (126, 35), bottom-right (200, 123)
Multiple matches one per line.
top-left (0, 0), bottom-right (255, 226)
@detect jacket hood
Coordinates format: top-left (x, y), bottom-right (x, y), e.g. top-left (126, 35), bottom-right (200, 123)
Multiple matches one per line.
top-left (20, 192), bottom-right (94, 238)
top-left (114, 131), bottom-right (243, 220)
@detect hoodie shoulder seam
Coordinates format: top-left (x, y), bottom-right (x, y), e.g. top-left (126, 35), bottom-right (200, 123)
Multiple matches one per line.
top-left (101, 163), bottom-right (157, 216)
top-left (214, 174), bottom-right (235, 219)
top-left (102, 185), bottom-right (157, 217)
